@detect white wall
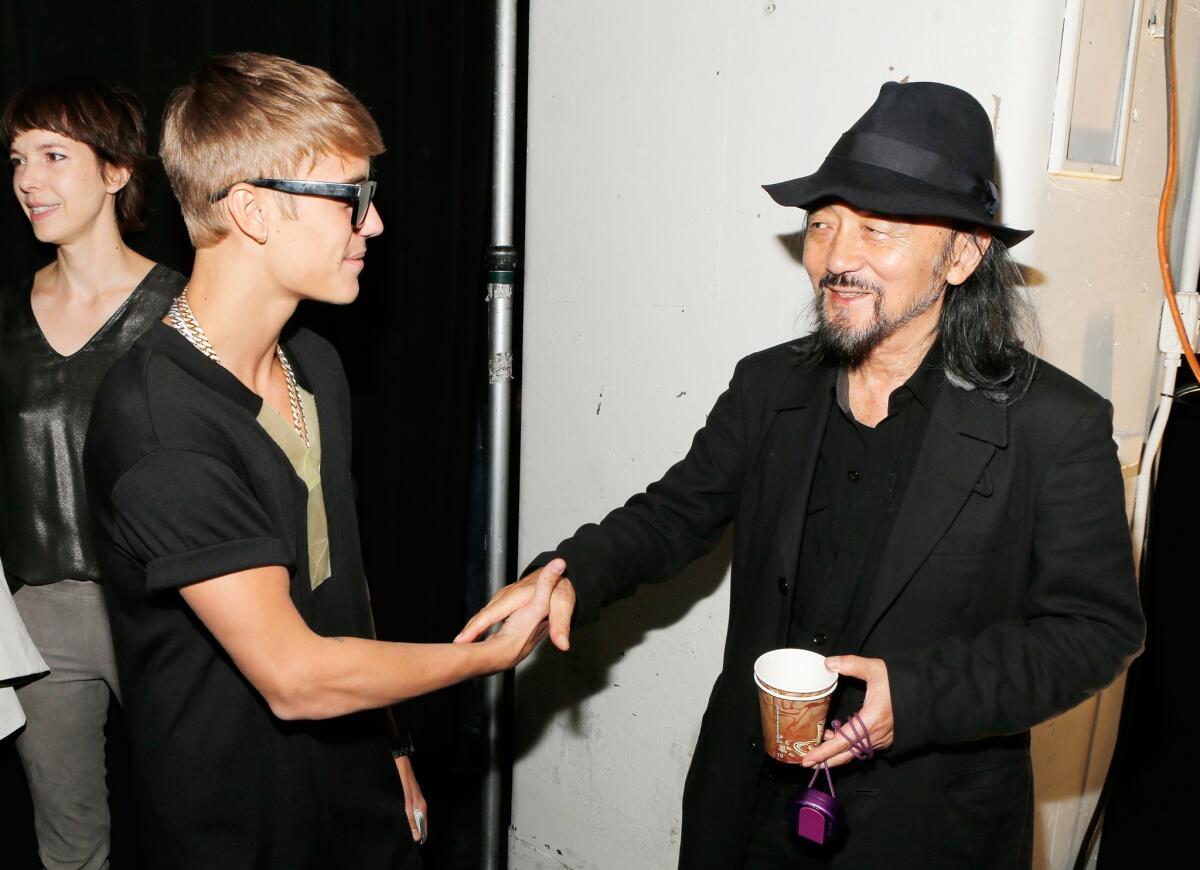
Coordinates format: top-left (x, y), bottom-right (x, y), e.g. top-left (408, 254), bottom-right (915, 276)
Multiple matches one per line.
top-left (512, 2), bottom-right (1198, 868)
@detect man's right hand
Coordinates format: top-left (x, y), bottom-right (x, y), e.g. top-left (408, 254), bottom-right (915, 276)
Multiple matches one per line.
top-left (456, 560), bottom-right (577, 653)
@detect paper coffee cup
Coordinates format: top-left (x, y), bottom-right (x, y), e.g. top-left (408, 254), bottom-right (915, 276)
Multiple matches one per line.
top-left (753, 648), bottom-right (838, 763)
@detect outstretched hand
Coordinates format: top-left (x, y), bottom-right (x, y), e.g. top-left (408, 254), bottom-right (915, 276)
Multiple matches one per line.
top-left (802, 655), bottom-right (895, 769)
top-left (455, 559), bottom-right (577, 652)
top-left (470, 559), bottom-right (572, 669)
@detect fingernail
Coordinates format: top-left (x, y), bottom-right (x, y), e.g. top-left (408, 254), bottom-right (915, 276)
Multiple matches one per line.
top-left (825, 657), bottom-right (841, 671)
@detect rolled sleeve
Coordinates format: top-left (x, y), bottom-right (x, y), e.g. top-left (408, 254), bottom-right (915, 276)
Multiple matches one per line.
top-left (110, 449), bottom-right (293, 594)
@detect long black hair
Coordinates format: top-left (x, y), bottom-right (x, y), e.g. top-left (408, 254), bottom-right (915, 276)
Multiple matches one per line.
top-left (937, 235), bottom-right (1039, 403)
top-left (796, 229), bottom-right (1039, 405)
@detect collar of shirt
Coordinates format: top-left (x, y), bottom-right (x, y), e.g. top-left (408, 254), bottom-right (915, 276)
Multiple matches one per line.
top-left (835, 340), bottom-right (945, 420)
top-left (141, 321), bottom-right (317, 416)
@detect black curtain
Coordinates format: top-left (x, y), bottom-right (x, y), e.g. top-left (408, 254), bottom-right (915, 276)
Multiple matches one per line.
top-left (1095, 364), bottom-right (1194, 866)
top-left (0, 2), bottom-right (507, 867)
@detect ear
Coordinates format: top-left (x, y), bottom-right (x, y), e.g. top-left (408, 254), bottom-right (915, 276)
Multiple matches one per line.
top-left (102, 163), bottom-right (133, 194)
top-left (224, 185), bottom-right (271, 245)
top-left (944, 230), bottom-right (991, 286)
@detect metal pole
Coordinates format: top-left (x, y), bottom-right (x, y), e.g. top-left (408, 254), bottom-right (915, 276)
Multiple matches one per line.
top-left (492, 0), bottom-right (518, 246)
top-left (484, 1), bottom-right (519, 867)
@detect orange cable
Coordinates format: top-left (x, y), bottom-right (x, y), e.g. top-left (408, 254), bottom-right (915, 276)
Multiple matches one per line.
top-left (1158, 0), bottom-right (1200, 383)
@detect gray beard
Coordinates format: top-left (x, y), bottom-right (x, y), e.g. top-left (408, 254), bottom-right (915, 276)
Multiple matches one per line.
top-left (810, 277), bottom-right (946, 366)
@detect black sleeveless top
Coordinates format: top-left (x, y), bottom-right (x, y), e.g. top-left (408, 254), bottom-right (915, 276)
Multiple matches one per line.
top-left (0, 263), bottom-right (186, 586)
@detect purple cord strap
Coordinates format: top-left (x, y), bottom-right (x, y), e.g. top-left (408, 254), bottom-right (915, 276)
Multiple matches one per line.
top-left (830, 713), bottom-right (874, 760)
top-left (808, 761), bottom-right (836, 796)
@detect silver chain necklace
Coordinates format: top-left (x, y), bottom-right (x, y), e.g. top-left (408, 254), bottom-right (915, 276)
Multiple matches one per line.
top-left (167, 288), bottom-right (309, 447)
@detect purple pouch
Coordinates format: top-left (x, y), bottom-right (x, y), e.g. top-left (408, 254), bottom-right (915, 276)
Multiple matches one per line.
top-left (789, 763), bottom-right (843, 846)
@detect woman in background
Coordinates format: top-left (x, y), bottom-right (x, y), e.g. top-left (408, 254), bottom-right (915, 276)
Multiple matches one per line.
top-left (0, 79), bottom-right (186, 870)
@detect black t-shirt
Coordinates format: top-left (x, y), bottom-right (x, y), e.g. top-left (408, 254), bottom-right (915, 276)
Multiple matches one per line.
top-left (84, 322), bottom-right (417, 870)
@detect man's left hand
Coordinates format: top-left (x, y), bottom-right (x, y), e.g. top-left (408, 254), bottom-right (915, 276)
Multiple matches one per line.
top-left (802, 655), bottom-right (895, 768)
top-left (395, 755), bottom-right (428, 843)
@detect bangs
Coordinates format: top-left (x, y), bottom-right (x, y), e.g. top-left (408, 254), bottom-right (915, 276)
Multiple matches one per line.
top-left (3, 81), bottom-right (107, 156)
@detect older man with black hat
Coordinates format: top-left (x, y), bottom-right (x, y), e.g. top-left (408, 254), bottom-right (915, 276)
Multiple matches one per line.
top-left (459, 81), bottom-right (1145, 868)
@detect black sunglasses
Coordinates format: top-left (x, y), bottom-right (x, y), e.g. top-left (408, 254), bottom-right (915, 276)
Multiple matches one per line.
top-left (209, 177), bottom-right (378, 229)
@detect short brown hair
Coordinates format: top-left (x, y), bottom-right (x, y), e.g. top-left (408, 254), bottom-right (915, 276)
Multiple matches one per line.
top-left (2, 78), bottom-right (149, 234)
top-left (161, 52), bottom-right (385, 248)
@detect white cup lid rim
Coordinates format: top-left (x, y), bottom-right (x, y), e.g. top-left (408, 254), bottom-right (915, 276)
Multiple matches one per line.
top-left (753, 673), bottom-right (838, 700)
top-left (753, 648), bottom-right (838, 694)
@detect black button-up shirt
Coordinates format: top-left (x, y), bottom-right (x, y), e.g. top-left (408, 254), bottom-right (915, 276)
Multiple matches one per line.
top-left (788, 345), bottom-right (945, 654)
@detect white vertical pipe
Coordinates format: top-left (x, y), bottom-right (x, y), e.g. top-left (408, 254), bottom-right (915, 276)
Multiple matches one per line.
top-left (1180, 154), bottom-right (1200, 298)
top-left (1131, 92), bottom-right (1200, 569)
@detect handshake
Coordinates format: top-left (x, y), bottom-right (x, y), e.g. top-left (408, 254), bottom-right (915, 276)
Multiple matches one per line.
top-left (453, 559), bottom-right (579, 671)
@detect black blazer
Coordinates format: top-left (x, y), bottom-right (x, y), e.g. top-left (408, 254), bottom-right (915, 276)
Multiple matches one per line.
top-left (537, 338), bottom-right (1144, 869)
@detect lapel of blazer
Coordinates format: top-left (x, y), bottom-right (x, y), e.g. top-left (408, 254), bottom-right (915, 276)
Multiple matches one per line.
top-left (851, 381), bottom-right (1008, 650)
top-left (769, 364), bottom-right (836, 597)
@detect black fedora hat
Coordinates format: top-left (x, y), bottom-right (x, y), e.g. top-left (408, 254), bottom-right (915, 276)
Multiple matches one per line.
top-left (763, 81), bottom-right (1032, 247)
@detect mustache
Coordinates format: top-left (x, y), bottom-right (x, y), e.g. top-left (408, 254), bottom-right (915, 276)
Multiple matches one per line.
top-left (819, 272), bottom-right (882, 295)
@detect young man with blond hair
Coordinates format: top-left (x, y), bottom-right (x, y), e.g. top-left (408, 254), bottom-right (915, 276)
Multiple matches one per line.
top-left (84, 52), bottom-right (562, 869)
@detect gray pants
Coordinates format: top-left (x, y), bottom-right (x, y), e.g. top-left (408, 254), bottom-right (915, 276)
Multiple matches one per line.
top-left (14, 580), bottom-right (120, 870)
